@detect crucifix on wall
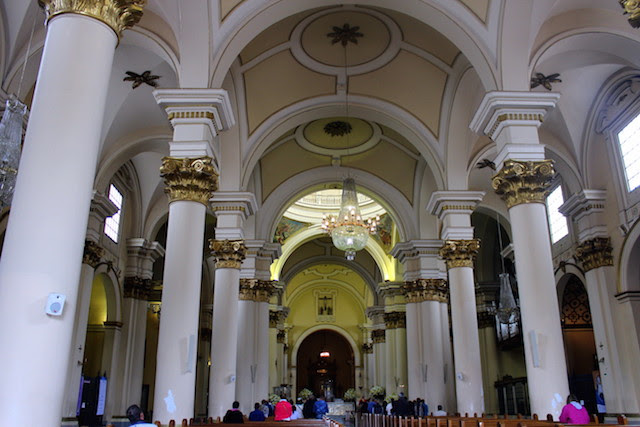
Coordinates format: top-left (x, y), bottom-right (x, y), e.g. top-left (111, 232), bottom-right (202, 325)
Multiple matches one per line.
top-left (315, 289), bottom-right (337, 322)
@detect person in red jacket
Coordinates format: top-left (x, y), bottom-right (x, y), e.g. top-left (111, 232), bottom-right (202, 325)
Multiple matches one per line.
top-left (274, 396), bottom-right (293, 421)
top-left (559, 394), bottom-right (590, 424)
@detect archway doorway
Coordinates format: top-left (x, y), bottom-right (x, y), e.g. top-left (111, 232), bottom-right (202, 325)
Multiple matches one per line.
top-left (296, 329), bottom-right (354, 401)
top-left (560, 274), bottom-right (600, 415)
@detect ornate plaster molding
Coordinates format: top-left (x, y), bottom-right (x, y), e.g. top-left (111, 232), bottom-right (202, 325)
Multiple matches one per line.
top-left (83, 240), bottom-right (104, 268)
top-left (383, 311), bottom-right (406, 329)
top-left (39, 0), bottom-right (145, 39)
top-left (492, 160), bottom-right (555, 208)
top-left (362, 343), bottom-right (373, 354)
top-left (575, 237), bottom-right (614, 272)
top-left (239, 279), bottom-right (277, 302)
top-left (123, 276), bottom-right (151, 300)
top-left (620, 0), bottom-right (640, 28)
top-left (403, 279), bottom-right (448, 303)
top-left (160, 157), bottom-right (218, 205)
top-left (371, 329), bottom-right (386, 343)
top-left (439, 239), bottom-right (480, 269)
top-left (210, 239), bottom-right (246, 269)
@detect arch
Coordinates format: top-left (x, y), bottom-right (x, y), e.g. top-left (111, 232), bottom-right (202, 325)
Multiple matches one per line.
top-left (210, 0), bottom-right (497, 91)
top-left (619, 217), bottom-right (640, 294)
top-left (271, 226), bottom-right (392, 283)
top-left (93, 267), bottom-right (122, 323)
top-left (291, 324), bottom-right (361, 368)
top-left (257, 167), bottom-right (418, 244)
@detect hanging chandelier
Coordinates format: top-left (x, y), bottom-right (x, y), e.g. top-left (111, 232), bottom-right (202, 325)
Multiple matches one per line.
top-left (321, 178), bottom-right (379, 260)
top-left (0, 96), bottom-right (27, 210)
top-left (495, 213), bottom-right (520, 324)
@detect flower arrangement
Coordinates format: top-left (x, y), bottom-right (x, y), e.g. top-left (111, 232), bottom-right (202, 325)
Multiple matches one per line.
top-left (387, 393), bottom-right (399, 401)
top-left (369, 385), bottom-right (385, 398)
top-left (269, 394), bottom-right (281, 405)
top-left (298, 388), bottom-right (314, 400)
top-left (343, 388), bottom-right (357, 402)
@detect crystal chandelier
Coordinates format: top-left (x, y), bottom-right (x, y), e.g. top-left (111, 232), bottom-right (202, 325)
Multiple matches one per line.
top-left (321, 178), bottom-right (379, 260)
top-left (495, 213), bottom-right (520, 324)
top-left (0, 96), bottom-right (27, 210)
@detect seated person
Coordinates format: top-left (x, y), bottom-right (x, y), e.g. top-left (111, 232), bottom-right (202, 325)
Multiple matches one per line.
top-left (290, 400), bottom-right (303, 420)
top-left (559, 394), bottom-right (590, 424)
top-left (314, 396), bottom-right (329, 419)
top-left (275, 396), bottom-right (293, 421)
top-left (433, 405), bottom-right (447, 416)
top-left (223, 401), bottom-right (245, 423)
top-left (126, 404), bottom-right (155, 426)
top-left (249, 402), bottom-right (266, 421)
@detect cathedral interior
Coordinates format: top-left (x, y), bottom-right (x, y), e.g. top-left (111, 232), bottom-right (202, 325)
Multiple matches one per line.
top-left (1, 1), bottom-right (640, 426)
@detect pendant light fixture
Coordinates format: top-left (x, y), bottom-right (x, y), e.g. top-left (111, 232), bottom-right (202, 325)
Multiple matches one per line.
top-left (495, 213), bottom-right (520, 324)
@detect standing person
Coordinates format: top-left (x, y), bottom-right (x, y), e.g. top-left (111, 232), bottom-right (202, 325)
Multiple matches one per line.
top-left (559, 395), bottom-right (590, 424)
top-left (314, 395), bottom-right (329, 419)
top-left (275, 395), bottom-right (293, 421)
top-left (249, 402), bottom-right (266, 421)
top-left (126, 404), bottom-right (155, 426)
top-left (303, 395), bottom-right (316, 418)
top-left (223, 401), bottom-right (245, 423)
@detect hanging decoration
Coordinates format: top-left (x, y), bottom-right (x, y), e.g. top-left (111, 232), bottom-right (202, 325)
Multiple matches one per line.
top-left (495, 213), bottom-right (520, 324)
top-left (0, 96), bottom-right (27, 210)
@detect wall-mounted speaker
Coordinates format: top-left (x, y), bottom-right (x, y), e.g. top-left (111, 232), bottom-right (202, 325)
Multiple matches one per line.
top-left (45, 293), bottom-right (66, 316)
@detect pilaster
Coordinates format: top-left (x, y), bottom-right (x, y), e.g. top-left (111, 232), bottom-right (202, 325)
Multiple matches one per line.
top-left (559, 190), bottom-right (608, 242)
top-left (86, 191), bottom-right (118, 244)
top-left (426, 191), bottom-right (485, 240)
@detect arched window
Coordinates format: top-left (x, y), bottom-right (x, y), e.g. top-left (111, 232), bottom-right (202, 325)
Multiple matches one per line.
top-left (104, 184), bottom-right (123, 243)
top-left (546, 184), bottom-right (569, 244)
top-left (616, 113), bottom-right (640, 192)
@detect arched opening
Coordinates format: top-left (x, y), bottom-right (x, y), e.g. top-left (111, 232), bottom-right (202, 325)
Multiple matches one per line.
top-left (296, 329), bottom-right (355, 400)
top-left (560, 274), bottom-right (599, 415)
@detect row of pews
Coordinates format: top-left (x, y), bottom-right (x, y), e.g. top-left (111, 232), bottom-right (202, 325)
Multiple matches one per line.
top-left (355, 413), bottom-right (630, 427)
top-left (107, 417), bottom-right (334, 427)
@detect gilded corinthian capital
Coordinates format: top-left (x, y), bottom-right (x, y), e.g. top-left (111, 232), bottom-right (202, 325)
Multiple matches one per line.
top-left (403, 279), bottom-right (448, 303)
top-left (160, 157), bottom-right (218, 206)
top-left (39, 0), bottom-right (145, 39)
top-left (210, 239), bottom-right (246, 269)
top-left (83, 240), bottom-right (104, 268)
top-left (492, 160), bottom-right (555, 209)
top-left (575, 237), bottom-right (614, 272)
top-left (439, 239), bottom-right (480, 269)
top-left (620, 0), bottom-right (640, 28)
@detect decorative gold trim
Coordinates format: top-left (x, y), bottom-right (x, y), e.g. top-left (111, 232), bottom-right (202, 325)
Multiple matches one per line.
top-left (362, 343), bottom-right (373, 354)
top-left (575, 237), bottom-right (614, 272)
top-left (403, 279), bottom-right (448, 303)
top-left (210, 239), bottom-right (246, 269)
top-left (83, 240), bottom-right (104, 268)
top-left (439, 239), bottom-right (480, 269)
top-left (239, 279), bottom-right (275, 302)
top-left (620, 0), bottom-right (640, 28)
top-left (167, 111), bottom-right (215, 121)
top-left (440, 205), bottom-right (475, 211)
top-left (383, 311), bottom-right (406, 329)
top-left (371, 329), bottom-right (385, 343)
top-left (276, 330), bottom-right (286, 344)
top-left (123, 276), bottom-right (151, 300)
top-left (212, 206), bottom-right (247, 212)
top-left (492, 160), bottom-right (555, 209)
top-left (39, 0), bottom-right (145, 40)
top-left (269, 308), bottom-right (289, 328)
top-left (160, 157), bottom-right (218, 206)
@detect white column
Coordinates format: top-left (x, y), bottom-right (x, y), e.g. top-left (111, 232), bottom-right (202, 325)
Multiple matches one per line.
top-left (209, 242), bottom-right (245, 418)
top-left (422, 299), bottom-right (446, 410)
top-left (441, 302), bottom-right (456, 413)
top-left (256, 299), bottom-right (271, 401)
top-left (446, 260), bottom-right (484, 414)
top-left (471, 91), bottom-right (569, 419)
top-left (0, 4), bottom-right (144, 423)
top-left (384, 326), bottom-right (397, 394)
top-left (372, 331), bottom-right (386, 390)
top-left (395, 325), bottom-right (408, 396)
top-left (102, 321), bottom-right (123, 419)
top-left (153, 200), bottom-right (208, 422)
top-left (62, 243), bottom-right (104, 419)
top-left (405, 302), bottom-right (422, 399)
top-left (236, 296), bottom-right (256, 414)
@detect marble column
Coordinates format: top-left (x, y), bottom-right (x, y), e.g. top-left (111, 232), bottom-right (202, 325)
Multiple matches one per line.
top-left (209, 239), bottom-right (247, 418)
top-left (403, 279), bottom-right (449, 408)
top-left (440, 240), bottom-right (485, 414)
top-left (269, 307), bottom-right (289, 393)
top-left (116, 239), bottom-right (164, 414)
top-left (471, 91), bottom-right (569, 419)
top-left (384, 311), bottom-right (407, 395)
top-left (0, 2), bottom-right (143, 424)
top-left (560, 190), bottom-right (626, 413)
top-left (153, 158), bottom-right (217, 423)
top-left (62, 241), bottom-right (105, 420)
top-left (371, 329), bottom-right (386, 391)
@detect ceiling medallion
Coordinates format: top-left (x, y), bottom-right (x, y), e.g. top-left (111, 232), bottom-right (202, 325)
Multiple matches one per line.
top-left (327, 23), bottom-right (364, 46)
top-left (323, 121), bottom-right (353, 137)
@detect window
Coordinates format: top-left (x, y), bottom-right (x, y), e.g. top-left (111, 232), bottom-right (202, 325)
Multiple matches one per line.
top-left (546, 185), bottom-right (568, 244)
top-left (617, 113), bottom-right (640, 192)
top-left (104, 184), bottom-right (123, 242)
